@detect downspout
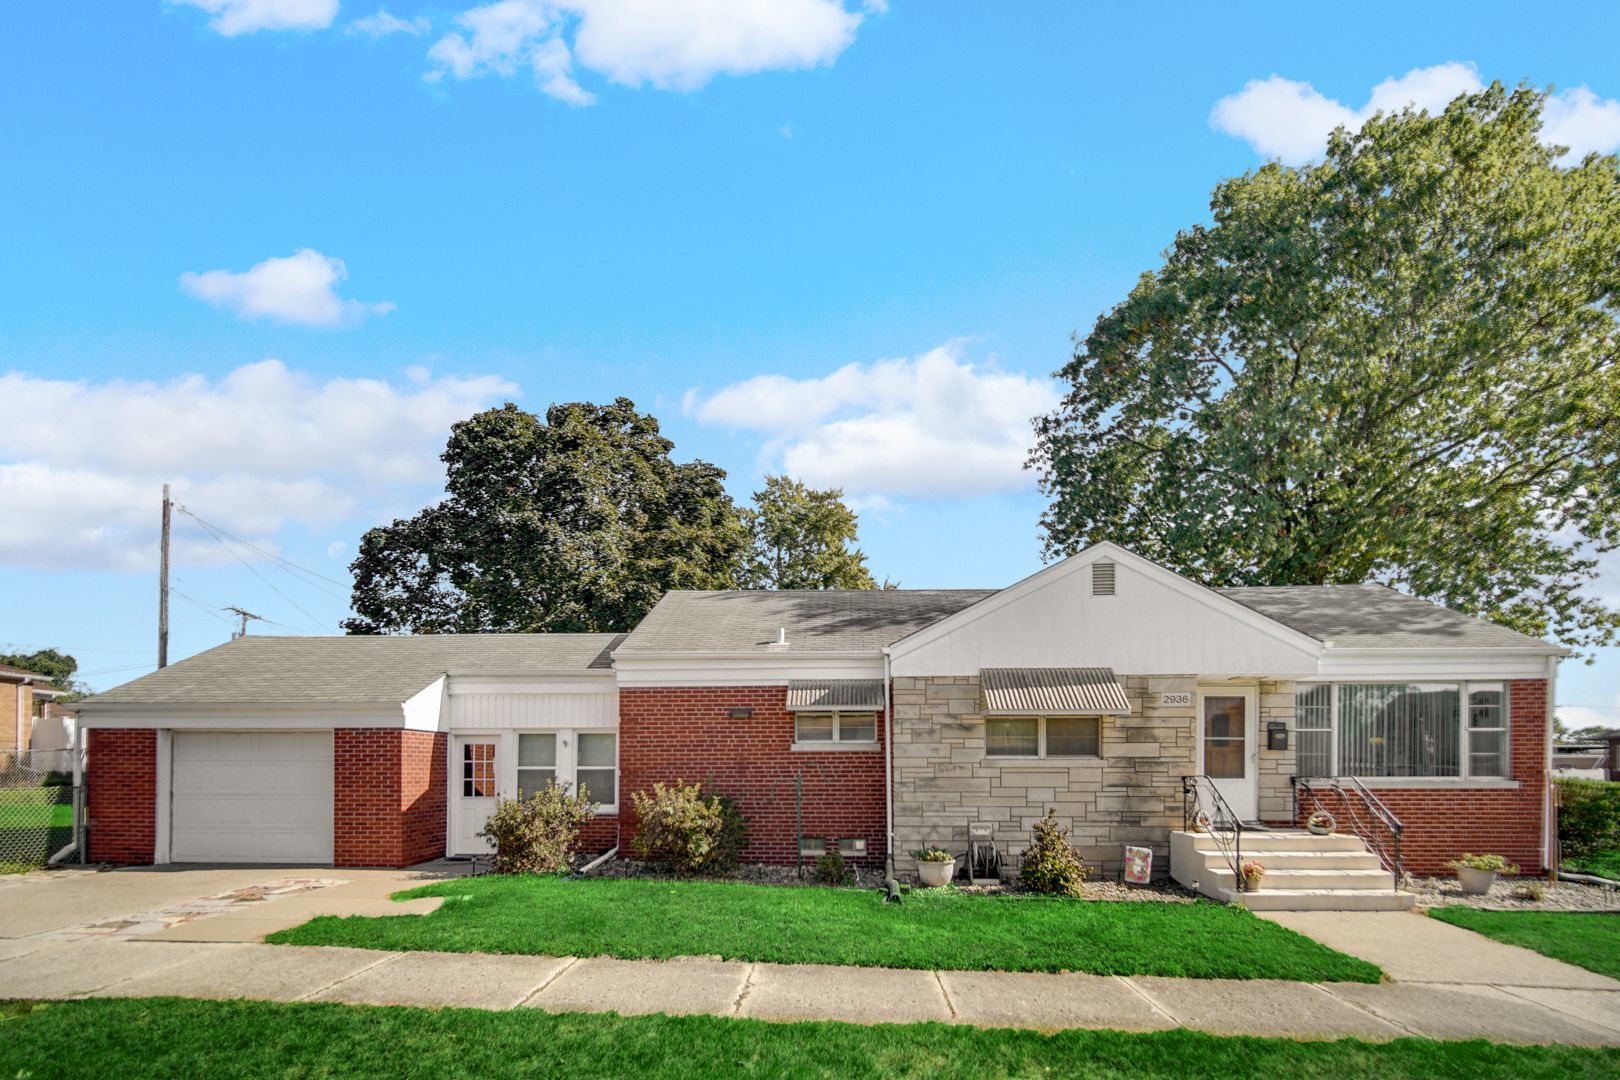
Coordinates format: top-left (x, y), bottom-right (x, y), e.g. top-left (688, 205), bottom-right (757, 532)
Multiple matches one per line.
top-left (882, 646), bottom-right (894, 879)
top-left (14, 678), bottom-right (24, 759)
top-left (1545, 653), bottom-right (1558, 877)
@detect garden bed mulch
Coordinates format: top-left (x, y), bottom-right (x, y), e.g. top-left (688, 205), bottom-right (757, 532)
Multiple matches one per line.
top-left (1406, 875), bottom-right (1620, 913)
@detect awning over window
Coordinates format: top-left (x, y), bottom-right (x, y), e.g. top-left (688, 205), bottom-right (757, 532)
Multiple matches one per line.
top-left (785, 679), bottom-right (886, 710)
top-left (980, 667), bottom-right (1132, 715)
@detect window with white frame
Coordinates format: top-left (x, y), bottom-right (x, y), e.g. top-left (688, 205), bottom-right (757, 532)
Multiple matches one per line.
top-left (985, 715), bottom-right (1101, 758)
top-left (1292, 683), bottom-right (1508, 779)
top-left (794, 711), bottom-right (878, 745)
top-left (516, 730), bottom-right (618, 810)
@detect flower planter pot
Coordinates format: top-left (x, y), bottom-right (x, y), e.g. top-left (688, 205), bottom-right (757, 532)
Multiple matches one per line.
top-left (1241, 873), bottom-right (1265, 892)
top-left (1456, 866), bottom-right (1498, 895)
top-left (1306, 813), bottom-right (1335, 837)
top-left (917, 859), bottom-right (957, 887)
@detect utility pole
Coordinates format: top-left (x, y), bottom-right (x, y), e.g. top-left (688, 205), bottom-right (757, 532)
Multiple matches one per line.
top-left (224, 607), bottom-right (264, 639)
top-left (158, 484), bottom-right (171, 669)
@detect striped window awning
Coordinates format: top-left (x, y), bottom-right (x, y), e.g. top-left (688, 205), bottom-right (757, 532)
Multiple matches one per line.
top-left (785, 679), bottom-right (886, 711)
top-left (980, 667), bottom-right (1132, 715)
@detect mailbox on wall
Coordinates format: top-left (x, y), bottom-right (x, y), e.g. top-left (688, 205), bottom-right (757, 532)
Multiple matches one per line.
top-left (1267, 722), bottom-right (1289, 751)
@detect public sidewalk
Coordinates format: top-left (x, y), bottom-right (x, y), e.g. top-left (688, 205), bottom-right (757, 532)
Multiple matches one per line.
top-left (2, 867), bottom-right (1618, 1046)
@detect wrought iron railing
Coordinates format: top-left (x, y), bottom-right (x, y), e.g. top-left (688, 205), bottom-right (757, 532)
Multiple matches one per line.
top-left (1292, 775), bottom-right (1406, 889)
top-left (1180, 775), bottom-right (1249, 890)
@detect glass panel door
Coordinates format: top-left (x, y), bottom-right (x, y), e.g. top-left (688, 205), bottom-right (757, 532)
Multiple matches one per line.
top-left (1203, 696), bottom-right (1246, 778)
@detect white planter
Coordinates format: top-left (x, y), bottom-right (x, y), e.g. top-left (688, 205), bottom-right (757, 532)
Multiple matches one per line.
top-left (917, 859), bottom-right (956, 887)
top-left (1456, 866), bottom-right (1498, 895)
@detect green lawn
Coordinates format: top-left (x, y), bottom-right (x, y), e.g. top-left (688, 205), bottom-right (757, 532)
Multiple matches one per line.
top-left (1566, 850), bottom-right (1620, 881)
top-left (1429, 908), bottom-right (1620, 980)
top-left (269, 874), bottom-right (1382, 982)
top-left (0, 788), bottom-right (72, 870)
top-left (0, 999), bottom-right (1614, 1079)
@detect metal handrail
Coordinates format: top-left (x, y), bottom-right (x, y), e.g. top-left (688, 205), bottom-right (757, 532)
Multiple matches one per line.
top-left (1292, 775), bottom-right (1406, 889)
top-left (1181, 775), bottom-right (1249, 891)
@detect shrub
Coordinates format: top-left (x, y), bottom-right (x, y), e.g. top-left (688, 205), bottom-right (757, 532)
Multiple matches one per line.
top-left (1515, 880), bottom-right (1546, 902)
top-left (1557, 778), bottom-right (1620, 861)
top-left (1018, 808), bottom-right (1088, 897)
top-left (629, 780), bottom-right (749, 875)
top-left (478, 781), bottom-right (595, 875)
top-left (1447, 852), bottom-right (1518, 874)
top-left (912, 848), bottom-right (954, 862)
top-left (815, 849), bottom-right (848, 885)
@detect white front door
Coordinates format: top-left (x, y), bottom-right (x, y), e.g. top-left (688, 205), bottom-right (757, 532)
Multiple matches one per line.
top-left (451, 734), bottom-right (500, 856)
top-left (1198, 687), bottom-right (1258, 822)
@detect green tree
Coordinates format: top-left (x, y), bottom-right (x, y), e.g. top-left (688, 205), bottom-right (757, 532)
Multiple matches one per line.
top-left (741, 475), bottom-right (878, 590)
top-left (0, 648), bottom-right (81, 694)
top-left (345, 399), bottom-right (748, 634)
top-left (1030, 85), bottom-right (1620, 654)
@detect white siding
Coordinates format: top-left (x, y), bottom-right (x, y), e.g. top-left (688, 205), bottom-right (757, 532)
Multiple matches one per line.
top-left (891, 546), bottom-right (1321, 678)
top-left (449, 691), bottom-right (618, 730)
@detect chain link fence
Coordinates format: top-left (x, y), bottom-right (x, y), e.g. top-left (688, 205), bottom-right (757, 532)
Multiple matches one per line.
top-left (1, 750), bottom-right (78, 871)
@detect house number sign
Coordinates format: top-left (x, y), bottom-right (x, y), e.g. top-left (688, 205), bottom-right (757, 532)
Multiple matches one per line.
top-left (1158, 692), bottom-right (1193, 707)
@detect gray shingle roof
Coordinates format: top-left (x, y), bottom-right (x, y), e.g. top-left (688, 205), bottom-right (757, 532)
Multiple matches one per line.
top-left (981, 667), bottom-right (1133, 714)
top-left (1218, 585), bottom-right (1558, 651)
top-left (83, 633), bottom-right (624, 707)
top-left (617, 590), bottom-right (995, 653)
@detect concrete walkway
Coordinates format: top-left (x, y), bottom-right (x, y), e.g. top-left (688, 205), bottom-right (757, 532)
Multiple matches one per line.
top-left (3, 868), bottom-right (1619, 1047)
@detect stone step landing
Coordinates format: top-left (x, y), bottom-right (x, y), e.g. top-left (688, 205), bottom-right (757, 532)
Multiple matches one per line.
top-left (1169, 830), bottom-right (1415, 912)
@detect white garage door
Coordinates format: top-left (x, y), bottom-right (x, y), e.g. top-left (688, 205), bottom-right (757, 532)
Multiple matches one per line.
top-left (170, 731), bottom-right (334, 864)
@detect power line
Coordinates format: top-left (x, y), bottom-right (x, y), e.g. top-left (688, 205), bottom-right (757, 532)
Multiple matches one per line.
top-left (172, 508), bottom-right (328, 630)
top-left (173, 505), bottom-right (350, 598)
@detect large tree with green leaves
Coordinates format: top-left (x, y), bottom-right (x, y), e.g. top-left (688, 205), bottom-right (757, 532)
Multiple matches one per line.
top-left (1030, 85), bottom-right (1620, 653)
top-left (345, 399), bottom-right (748, 634)
top-left (741, 475), bottom-right (878, 590)
top-left (0, 648), bottom-right (81, 694)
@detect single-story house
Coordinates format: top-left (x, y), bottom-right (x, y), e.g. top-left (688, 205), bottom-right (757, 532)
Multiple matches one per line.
top-left (77, 543), bottom-right (1563, 904)
top-left (1552, 743), bottom-right (1608, 780)
top-left (2, 662), bottom-right (69, 763)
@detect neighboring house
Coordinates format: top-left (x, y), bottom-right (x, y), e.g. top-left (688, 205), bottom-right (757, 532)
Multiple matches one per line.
top-left (1603, 731), bottom-right (1620, 781)
top-left (1552, 743), bottom-right (1608, 780)
top-left (1, 662), bottom-right (68, 761)
top-left (76, 543), bottom-right (1563, 892)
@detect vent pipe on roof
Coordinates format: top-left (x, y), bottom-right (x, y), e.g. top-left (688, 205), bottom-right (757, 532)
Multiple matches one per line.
top-left (765, 627), bottom-right (790, 652)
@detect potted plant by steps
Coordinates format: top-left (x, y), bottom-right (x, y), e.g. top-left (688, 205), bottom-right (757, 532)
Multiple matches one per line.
top-left (1239, 859), bottom-right (1266, 892)
top-left (913, 847), bottom-right (957, 887)
top-left (1305, 810), bottom-right (1336, 836)
top-left (1447, 853), bottom-right (1518, 895)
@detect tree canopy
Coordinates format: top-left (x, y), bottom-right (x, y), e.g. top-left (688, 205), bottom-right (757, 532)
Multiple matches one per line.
top-left (345, 399), bottom-right (748, 634)
top-left (1030, 85), bottom-right (1620, 654)
top-left (741, 475), bottom-right (878, 590)
top-left (0, 647), bottom-right (80, 693)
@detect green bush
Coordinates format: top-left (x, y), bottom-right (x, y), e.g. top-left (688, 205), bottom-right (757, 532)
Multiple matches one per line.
top-left (815, 849), bottom-right (848, 885)
top-left (1556, 778), bottom-right (1620, 861)
top-left (629, 780), bottom-right (749, 875)
top-left (478, 782), bottom-right (596, 875)
top-left (1018, 808), bottom-right (1088, 897)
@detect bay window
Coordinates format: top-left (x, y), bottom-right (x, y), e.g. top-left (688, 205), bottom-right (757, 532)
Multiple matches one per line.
top-left (1292, 683), bottom-right (1509, 780)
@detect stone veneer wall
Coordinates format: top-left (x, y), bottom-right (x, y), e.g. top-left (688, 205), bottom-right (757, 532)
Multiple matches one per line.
top-left (893, 675), bottom-right (1301, 880)
top-left (892, 675), bottom-right (1197, 879)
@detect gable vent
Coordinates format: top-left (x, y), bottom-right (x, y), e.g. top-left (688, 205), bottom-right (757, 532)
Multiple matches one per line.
top-left (1091, 561), bottom-right (1116, 596)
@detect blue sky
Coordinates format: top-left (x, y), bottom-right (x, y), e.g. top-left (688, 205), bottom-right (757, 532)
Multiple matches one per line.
top-left (4, 1), bottom-right (1620, 727)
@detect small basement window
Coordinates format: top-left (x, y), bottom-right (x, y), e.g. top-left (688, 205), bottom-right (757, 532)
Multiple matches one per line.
top-left (839, 837), bottom-right (868, 857)
top-left (799, 837), bottom-right (827, 856)
top-left (986, 716), bottom-right (1101, 759)
top-left (794, 711), bottom-right (878, 745)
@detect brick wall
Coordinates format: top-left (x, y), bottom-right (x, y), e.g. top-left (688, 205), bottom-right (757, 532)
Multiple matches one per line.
top-left (1299, 679), bottom-right (1550, 876)
top-left (618, 686), bottom-right (886, 865)
top-left (334, 729), bottom-right (447, 868)
top-left (85, 728), bottom-right (156, 864)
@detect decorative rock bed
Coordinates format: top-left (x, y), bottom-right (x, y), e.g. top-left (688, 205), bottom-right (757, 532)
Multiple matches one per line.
top-left (1406, 875), bottom-right (1620, 913)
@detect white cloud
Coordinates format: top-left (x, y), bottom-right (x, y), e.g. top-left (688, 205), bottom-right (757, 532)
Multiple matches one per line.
top-left (686, 344), bottom-right (1059, 500)
top-left (1541, 86), bottom-right (1620, 161)
top-left (350, 9), bottom-right (431, 36)
top-left (180, 249), bottom-right (396, 328)
top-left (0, 361), bottom-right (515, 572)
top-left (427, 0), bottom-right (865, 105)
top-left (1213, 64), bottom-right (1620, 166)
top-left (169, 0), bottom-right (339, 36)
top-left (325, 539), bottom-right (349, 559)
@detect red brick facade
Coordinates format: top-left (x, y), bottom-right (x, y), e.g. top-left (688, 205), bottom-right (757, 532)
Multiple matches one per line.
top-left (618, 685), bottom-right (887, 865)
top-left (334, 729), bottom-right (447, 868)
top-left (1300, 678), bottom-right (1550, 876)
top-left (85, 728), bottom-right (156, 864)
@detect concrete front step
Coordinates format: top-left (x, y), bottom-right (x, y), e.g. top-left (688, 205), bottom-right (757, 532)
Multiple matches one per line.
top-left (1217, 849), bottom-right (1386, 871)
top-left (1215, 887), bottom-right (1416, 912)
top-left (1200, 867), bottom-right (1396, 893)
top-left (1182, 830), bottom-right (1367, 852)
